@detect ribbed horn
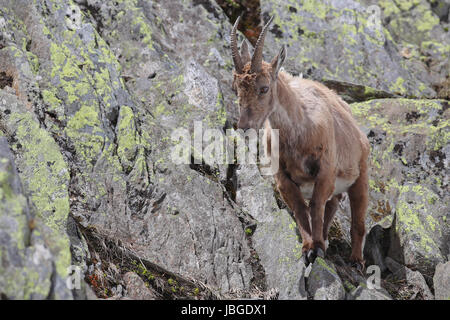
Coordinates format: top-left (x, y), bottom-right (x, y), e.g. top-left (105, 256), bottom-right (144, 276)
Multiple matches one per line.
top-left (231, 15), bottom-right (243, 74)
top-left (250, 16), bottom-right (274, 73)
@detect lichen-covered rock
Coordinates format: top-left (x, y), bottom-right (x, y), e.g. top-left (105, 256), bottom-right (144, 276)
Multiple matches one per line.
top-left (0, 92), bottom-right (73, 299)
top-left (350, 99), bottom-right (449, 276)
top-left (238, 164), bottom-right (307, 299)
top-left (0, 136), bottom-right (70, 299)
top-left (374, 0), bottom-right (450, 99)
top-left (306, 258), bottom-right (346, 300)
top-left (80, 0), bottom-right (252, 291)
top-left (433, 261), bottom-right (450, 300)
top-left (261, 0), bottom-right (446, 97)
top-left (252, 208), bottom-right (308, 300)
top-left (0, 90), bottom-right (72, 279)
top-left (0, 0), bottom-right (252, 294)
top-left (427, 0), bottom-right (450, 21)
top-left (374, 0), bottom-right (449, 89)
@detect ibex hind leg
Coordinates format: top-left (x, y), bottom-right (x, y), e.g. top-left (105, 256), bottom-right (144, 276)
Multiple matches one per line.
top-left (347, 166), bottom-right (368, 271)
top-left (323, 195), bottom-right (340, 245)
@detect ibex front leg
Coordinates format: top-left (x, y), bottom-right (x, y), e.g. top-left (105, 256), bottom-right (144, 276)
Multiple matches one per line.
top-left (308, 171), bottom-right (335, 263)
top-left (275, 171), bottom-right (313, 256)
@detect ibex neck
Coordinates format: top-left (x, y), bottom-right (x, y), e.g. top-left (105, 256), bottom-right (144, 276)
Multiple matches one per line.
top-left (268, 73), bottom-right (304, 142)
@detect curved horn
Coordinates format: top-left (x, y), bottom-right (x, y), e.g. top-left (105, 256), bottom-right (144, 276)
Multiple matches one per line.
top-left (250, 16), bottom-right (274, 73)
top-left (231, 16), bottom-right (243, 74)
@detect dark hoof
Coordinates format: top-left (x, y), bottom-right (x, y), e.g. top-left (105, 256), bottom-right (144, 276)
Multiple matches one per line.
top-left (301, 252), bottom-right (310, 266)
top-left (351, 261), bottom-right (365, 274)
top-left (307, 248), bottom-right (325, 265)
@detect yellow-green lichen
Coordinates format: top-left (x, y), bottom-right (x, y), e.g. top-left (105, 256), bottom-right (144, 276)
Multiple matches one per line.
top-left (65, 105), bottom-right (104, 164)
top-left (315, 257), bottom-right (338, 276)
top-left (8, 111), bottom-right (71, 277)
top-left (416, 8), bottom-right (440, 32)
top-left (117, 105), bottom-right (138, 168)
top-left (390, 77), bottom-right (406, 95)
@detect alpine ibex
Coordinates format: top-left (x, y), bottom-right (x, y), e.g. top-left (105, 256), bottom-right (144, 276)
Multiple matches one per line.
top-left (230, 16), bottom-right (370, 269)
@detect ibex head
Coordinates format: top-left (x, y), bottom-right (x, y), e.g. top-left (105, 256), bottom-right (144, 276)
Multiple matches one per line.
top-left (231, 16), bottom-right (286, 130)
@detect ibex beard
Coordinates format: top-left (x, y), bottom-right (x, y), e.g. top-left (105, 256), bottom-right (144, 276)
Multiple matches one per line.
top-left (230, 16), bottom-right (370, 269)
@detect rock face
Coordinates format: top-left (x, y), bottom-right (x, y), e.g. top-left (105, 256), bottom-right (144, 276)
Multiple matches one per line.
top-left (238, 165), bottom-right (308, 299)
top-left (306, 258), bottom-right (346, 300)
top-left (0, 0), bottom-right (448, 300)
top-left (385, 257), bottom-right (434, 300)
top-left (349, 285), bottom-right (392, 300)
top-left (374, 0), bottom-right (449, 93)
top-left (433, 262), bottom-right (450, 300)
top-left (122, 272), bottom-right (158, 300)
top-left (261, 0), bottom-right (449, 98)
top-left (0, 135), bottom-right (71, 299)
top-left (350, 99), bottom-right (449, 277)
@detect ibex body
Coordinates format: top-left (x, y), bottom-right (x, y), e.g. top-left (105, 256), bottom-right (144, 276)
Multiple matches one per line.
top-left (231, 17), bottom-right (370, 267)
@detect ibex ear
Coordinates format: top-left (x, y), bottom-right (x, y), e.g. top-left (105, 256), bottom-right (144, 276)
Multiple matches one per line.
top-left (270, 45), bottom-right (286, 79)
top-left (240, 39), bottom-right (251, 65)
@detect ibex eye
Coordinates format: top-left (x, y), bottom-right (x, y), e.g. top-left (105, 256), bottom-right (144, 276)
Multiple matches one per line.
top-left (259, 86), bottom-right (269, 95)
